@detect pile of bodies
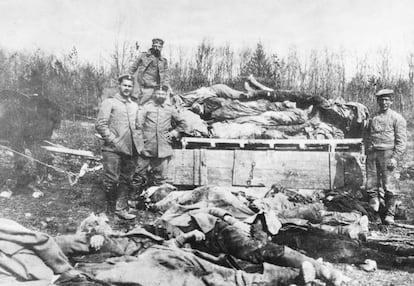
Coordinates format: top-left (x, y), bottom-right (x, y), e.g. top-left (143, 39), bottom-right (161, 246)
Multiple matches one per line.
top-left (173, 76), bottom-right (369, 139)
top-left (0, 183), bottom-right (374, 286)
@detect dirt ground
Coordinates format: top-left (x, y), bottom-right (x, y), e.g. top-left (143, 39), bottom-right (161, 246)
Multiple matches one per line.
top-left (1, 120), bottom-right (414, 286)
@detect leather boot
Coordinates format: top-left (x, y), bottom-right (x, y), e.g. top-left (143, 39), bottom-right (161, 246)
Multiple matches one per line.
top-left (105, 191), bottom-right (115, 214)
top-left (103, 182), bottom-right (117, 214)
top-left (383, 193), bottom-right (397, 225)
top-left (367, 188), bottom-right (380, 212)
top-left (115, 183), bottom-right (136, 220)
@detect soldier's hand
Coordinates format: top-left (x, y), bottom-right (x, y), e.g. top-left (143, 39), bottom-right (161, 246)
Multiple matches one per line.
top-left (166, 130), bottom-right (179, 143)
top-left (90, 234), bottom-right (105, 250)
top-left (186, 230), bottom-right (205, 241)
top-left (387, 158), bottom-right (397, 171)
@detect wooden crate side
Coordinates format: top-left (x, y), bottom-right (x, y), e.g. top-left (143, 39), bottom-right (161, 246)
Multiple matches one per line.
top-left (204, 150), bottom-right (234, 186)
top-left (169, 149), bottom-right (196, 185)
top-left (170, 149), bottom-right (348, 189)
top-left (232, 151), bottom-right (332, 189)
top-left (330, 152), bottom-right (344, 189)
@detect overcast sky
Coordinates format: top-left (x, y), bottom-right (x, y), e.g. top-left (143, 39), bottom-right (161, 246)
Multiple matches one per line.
top-left (1, 0), bottom-right (414, 71)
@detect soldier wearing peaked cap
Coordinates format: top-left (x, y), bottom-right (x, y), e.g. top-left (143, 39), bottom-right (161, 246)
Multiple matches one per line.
top-left (364, 89), bottom-right (407, 225)
top-left (95, 74), bottom-right (140, 220)
top-left (127, 38), bottom-right (172, 105)
top-left (118, 74), bottom-right (134, 83)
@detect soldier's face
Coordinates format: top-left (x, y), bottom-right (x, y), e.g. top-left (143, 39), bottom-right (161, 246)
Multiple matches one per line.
top-left (154, 91), bottom-right (167, 104)
top-left (152, 43), bottom-right (163, 56)
top-left (119, 79), bottom-right (134, 97)
top-left (377, 96), bottom-right (392, 112)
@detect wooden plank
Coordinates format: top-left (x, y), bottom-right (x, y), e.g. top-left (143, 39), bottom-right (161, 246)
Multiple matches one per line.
top-left (200, 149), bottom-right (208, 185)
top-left (170, 149), bottom-right (348, 189)
top-left (193, 149), bottom-right (200, 185)
top-left (205, 150), bottom-right (234, 185)
top-left (170, 149), bottom-right (195, 185)
top-left (171, 149), bottom-right (234, 186)
top-left (232, 151), bottom-right (331, 189)
top-left (41, 145), bottom-right (96, 158)
top-left (330, 153), bottom-right (345, 189)
top-left (180, 137), bottom-right (363, 150)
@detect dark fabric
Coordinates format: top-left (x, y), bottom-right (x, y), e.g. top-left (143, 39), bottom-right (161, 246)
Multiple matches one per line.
top-left (366, 149), bottom-right (399, 195)
top-left (207, 98), bottom-right (286, 121)
top-left (133, 154), bottom-right (170, 190)
top-left (199, 220), bottom-right (285, 266)
top-left (324, 195), bottom-right (369, 217)
top-left (102, 151), bottom-right (136, 211)
top-left (248, 90), bottom-right (325, 109)
top-left (384, 192), bottom-right (397, 217)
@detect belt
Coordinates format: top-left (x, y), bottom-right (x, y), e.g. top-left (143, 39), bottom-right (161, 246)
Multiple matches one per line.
top-left (142, 85), bottom-right (160, 89)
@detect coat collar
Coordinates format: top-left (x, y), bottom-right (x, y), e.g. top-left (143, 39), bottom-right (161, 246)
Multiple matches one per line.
top-left (113, 93), bottom-right (131, 103)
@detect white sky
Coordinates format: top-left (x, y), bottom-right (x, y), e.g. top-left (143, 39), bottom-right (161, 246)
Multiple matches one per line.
top-left (1, 0), bottom-right (414, 73)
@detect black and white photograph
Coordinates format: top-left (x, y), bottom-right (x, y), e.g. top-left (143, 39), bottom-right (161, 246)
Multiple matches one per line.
top-left (0, 0), bottom-right (413, 285)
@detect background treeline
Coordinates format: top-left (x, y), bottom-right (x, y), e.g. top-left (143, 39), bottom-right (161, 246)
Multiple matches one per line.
top-left (1, 40), bottom-right (413, 120)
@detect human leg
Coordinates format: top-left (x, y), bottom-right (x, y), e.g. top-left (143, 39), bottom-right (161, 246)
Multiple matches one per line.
top-left (102, 151), bottom-right (120, 213)
top-left (209, 84), bottom-right (247, 99)
top-left (379, 150), bottom-right (399, 224)
top-left (213, 222), bottom-right (284, 265)
top-left (310, 215), bottom-right (369, 240)
top-left (214, 222), bottom-right (349, 285)
top-left (150, 156), bottom-right (171, 185)
top-left (132, 155), bottom-right (150, 197)
top-left (117, 154), bottom-right (136, 210)
top-left (366, 151), bottom-right (381, 212)
top-left (115, 154), bottom-right (137, 220)
top-left (147, 246), bottom-right (300, 286)
top-left (279, 246), bottom-right (350, 286)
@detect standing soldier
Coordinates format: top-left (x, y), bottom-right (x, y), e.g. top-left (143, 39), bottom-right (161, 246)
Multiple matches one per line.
top-left (364, 89), bottom-right (407, 225)
top-left (96, 75), bottom-right (141, 220)
top-left (128, 38), bottom-right (171, 105)
top-left (133, 90), bottom-right (183, 195)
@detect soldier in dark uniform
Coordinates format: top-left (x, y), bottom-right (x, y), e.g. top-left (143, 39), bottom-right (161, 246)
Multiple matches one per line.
top-left (128, 38), bottom-right (171, 105)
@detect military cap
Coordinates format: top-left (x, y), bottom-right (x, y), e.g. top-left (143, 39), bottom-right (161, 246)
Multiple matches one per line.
top-left (376, 89), bottom-right (394, 98)
top-left (118, 74), bottom-right (134, 84)
top-left (152, 38), bottom-right (164, 45)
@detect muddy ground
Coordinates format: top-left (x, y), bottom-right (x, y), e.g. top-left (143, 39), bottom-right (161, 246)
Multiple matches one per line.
top-left (1, 120), bottom-right (414, 286)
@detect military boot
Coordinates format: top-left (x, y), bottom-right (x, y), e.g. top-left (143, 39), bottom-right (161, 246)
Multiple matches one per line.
top-left (383, 193), bottom-right (397, 225)
top-left (367, 188), bottom-right (380, 212)
top-left (105, 190), bottom-right (116, 214)
top-left (114, 183), bottom-right (136, 220)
